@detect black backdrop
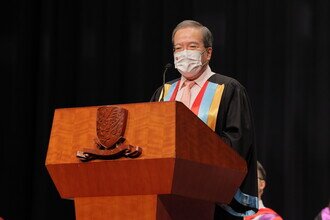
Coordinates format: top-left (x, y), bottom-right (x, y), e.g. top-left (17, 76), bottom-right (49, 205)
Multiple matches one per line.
top-left (1, 0), bottom-right (329, 219)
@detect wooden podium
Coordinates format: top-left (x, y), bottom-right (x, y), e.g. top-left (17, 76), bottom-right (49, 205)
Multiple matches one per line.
top-left (45, 101), bottom-right (247, 220)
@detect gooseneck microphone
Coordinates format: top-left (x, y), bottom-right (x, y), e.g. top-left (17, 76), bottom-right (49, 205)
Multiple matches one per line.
top-left (161, 63), bottom-right (173, 101)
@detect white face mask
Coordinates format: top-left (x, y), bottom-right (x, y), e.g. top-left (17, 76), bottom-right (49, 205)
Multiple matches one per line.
top-left (174, 49), bottom-right (207, 79)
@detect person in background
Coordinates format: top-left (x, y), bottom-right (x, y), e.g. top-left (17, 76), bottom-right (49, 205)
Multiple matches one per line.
top-left (151, 19), bottom-right (258, 219)
top-left (314, 202), bottom-right (330, 220)
top-left (244, 161), bottom-right (283, 220)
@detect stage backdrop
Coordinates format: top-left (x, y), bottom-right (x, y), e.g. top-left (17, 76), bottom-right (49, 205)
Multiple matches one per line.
top-left (1, 0), bottom-right (329, 219)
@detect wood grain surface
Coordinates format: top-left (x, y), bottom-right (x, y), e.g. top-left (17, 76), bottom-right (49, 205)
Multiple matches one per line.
top-left (45, 101), bottom-right (247, 219)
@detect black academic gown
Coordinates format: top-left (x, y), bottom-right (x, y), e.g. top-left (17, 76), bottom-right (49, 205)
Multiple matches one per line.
top-left (150, 73), bottom-right (258, 220)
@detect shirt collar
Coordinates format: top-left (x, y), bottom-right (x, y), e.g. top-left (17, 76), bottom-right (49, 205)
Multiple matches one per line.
top-left (179, 65), bottom-right (215, 90)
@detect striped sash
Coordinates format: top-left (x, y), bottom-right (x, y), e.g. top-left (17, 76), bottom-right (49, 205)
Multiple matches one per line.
top-left (159, 80), bottom-right (224, 131)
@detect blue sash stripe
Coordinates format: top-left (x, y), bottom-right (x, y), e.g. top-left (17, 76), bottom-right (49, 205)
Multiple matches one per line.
top-left (218, 188), bottom-right (258, 217)
top-left (197, 82), bottom-right (218, 124)
top-left (164, 82), bottom-right (178, 101)
top-left (219, 204), bottom-right (256, 217)
top-left (233, 188), bottom-right (259, 209)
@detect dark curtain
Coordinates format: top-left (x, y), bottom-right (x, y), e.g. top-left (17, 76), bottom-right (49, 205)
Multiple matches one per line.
top-left (1, 0), bottom-right (329, 219)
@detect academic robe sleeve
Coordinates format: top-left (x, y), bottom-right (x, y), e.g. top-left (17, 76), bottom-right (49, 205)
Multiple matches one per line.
top-left (214, 78), bottom-right (258, 217)
top-left (218, 82), bottom-right (255, 159)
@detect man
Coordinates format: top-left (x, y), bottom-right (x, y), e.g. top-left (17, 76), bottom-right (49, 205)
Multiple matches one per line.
top-left (244, 161), bottom-right (283, 220)
top-left (150, 20), bottom-right (258, 219)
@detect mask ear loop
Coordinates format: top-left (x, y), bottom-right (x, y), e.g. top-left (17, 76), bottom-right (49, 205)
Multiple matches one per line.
top-left (200, 49), bottom-right (209, 67)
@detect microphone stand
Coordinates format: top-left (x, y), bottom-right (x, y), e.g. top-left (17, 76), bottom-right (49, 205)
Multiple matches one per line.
top-left (161, 63), bottom-right (172, 101)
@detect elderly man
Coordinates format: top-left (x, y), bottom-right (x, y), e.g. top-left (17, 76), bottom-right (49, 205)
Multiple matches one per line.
top-left (151, 20), bottom-right (258, 220)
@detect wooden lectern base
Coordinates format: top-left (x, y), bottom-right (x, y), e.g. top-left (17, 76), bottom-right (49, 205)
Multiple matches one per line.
top-left (75, 195), bottom-right (215, 220)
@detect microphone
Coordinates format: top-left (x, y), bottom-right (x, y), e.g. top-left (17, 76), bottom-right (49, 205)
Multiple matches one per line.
top-left (161, 63), bottom-right (173, 101)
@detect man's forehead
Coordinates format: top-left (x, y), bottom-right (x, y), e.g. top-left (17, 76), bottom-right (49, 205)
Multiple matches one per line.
top-left (174, 27), bottom-right (202, 39)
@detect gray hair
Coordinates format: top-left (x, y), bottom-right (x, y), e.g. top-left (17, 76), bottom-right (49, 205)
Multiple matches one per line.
top-left (172, 20), bottom-right (213, 48)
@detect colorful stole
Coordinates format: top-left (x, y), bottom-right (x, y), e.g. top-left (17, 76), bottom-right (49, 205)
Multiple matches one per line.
top-left (244, 207), bottom-right (283, 220)
top-left (159, 80), bottom-right (224, 131)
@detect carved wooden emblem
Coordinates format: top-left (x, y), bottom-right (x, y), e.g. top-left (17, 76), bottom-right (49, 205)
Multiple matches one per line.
top-left (76, 106), bottom-right (142, 162)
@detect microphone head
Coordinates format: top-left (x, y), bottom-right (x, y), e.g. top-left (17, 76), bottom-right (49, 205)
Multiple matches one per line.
top-left (165, 63), bottom-right (173, 69)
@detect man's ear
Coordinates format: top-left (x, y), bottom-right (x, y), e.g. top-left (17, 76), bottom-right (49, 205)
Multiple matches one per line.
top-left (206, 47), bottom-right (213, 61)
top-left (260, 180), bottom-right (266, 191)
